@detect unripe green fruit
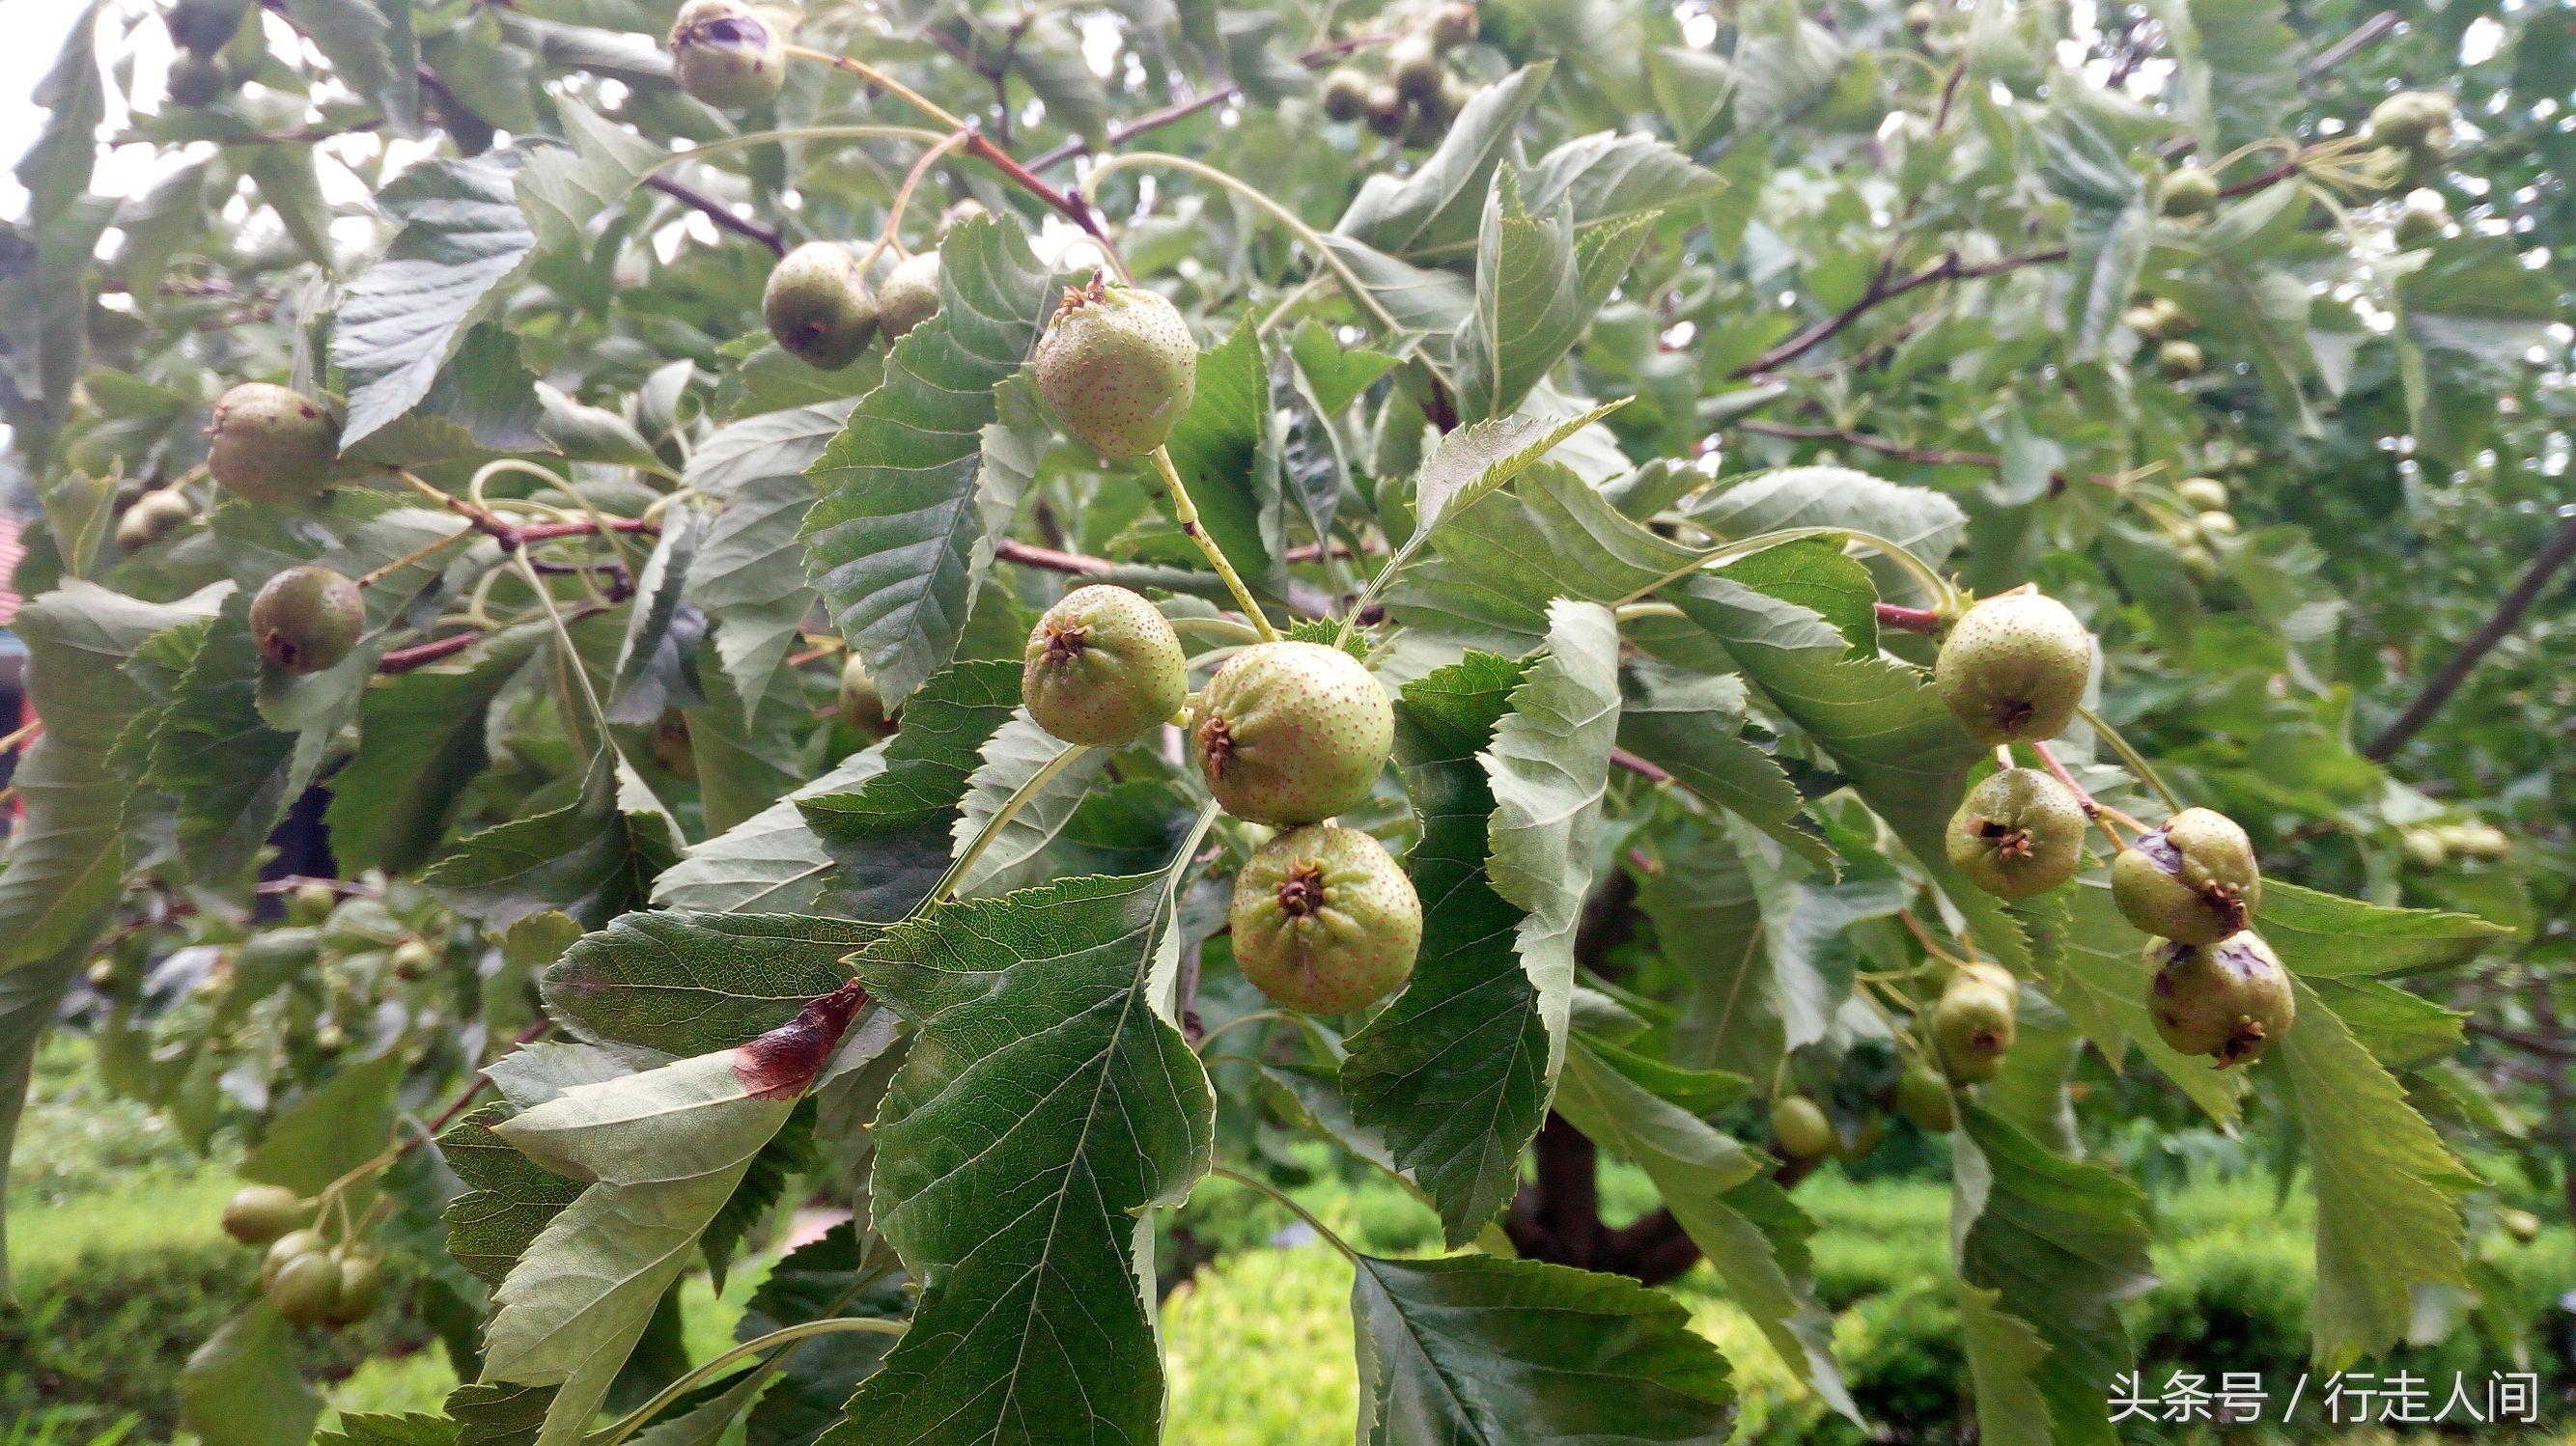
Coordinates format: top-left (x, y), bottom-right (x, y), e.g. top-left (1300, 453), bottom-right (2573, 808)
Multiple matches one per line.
top-left (2501, 1208), bottom-right (2541, 1243)
top-left (166, 51), bottom-right (232, 107)
top-left (2196, 511), bottom-right (2236, 538)
top-left (1905, 1), bottom-right (1940, 33)
top-left (1364, 82), bottom-right (1408, 137)
top-left (251, 565), bottom-right (364, 674)
top-left (762, 242), bottom-right (877, 371)
top-left (1771, 1095), bottom-right (1834, 1159)
top-left (1022, 585), bottom-right (1190, 747)
top-left (668, 0), bottom-right (786, 111)
top-left (2399, 827), bottom-right (2449, 871)
top-left (1895, 1064), bottom-right (1954, 1132)
top-left (208, 383), bottom-right (341, 504)
top-left (1932, 971), bottom-right (2016, 1083)
top-left (288, 881), bottom-right (338, 926)
top-left (86, 958), bottom-right (118, 990)
top-left (2111, 807), bottom-right (2259, 945)
top-left (2446, 822), bottom-right (2510, 860)
top-left (2394, 195), bottom-right (2447, 244)
top-left (1933, 593), bottom-right (2092, 747)
top-left (222, 1184), bottom-right (308, 1246)
top-left (2367, 90), bottom-right (2453, 151)
top-left (263, 1229), bottom-right (329, 1291)
top-left (116, 489), bottom-right (195, 554)
top-left (1032, 277), bottom-right (1197, 459)
top-left (2178, 541), bottom-right (2218, 584)
top-left (2142, 296), bottom-right (2191, 339)
top-left (877, 253), bottom-right (942, 343)
top-left (2121, 305), bottom-right (2162, 337)
top-left (1387, 35), bottom-right (1444, 101)
top-left (325, 1250), bottom-right (383, 1325)
top-left (1230, 824), bottom-right (1422, 1013)
top-left (2161, 165), bottom-right (2219, 218)
top-left (2146, 932), bottom-right (2294, 1068)
top-left (2175, 476), bottom-right (2229, 511)
top-left (1401, 98), bottom-right (1449, 148)
top-left (1320, 67), bottom-right (1372, 122)
top-left (1946, 767), bottom-right (2085, 899)
top-left (268, 1250), bottom-right (343, 1325)
top-left (2157, 339), bottom-right (2204, 379)
top-left (390, 938), bottom-right (437, 980)
top-left (1428, 1), bottom-right (1479, 48)
top-left (1193, 641), bottom-right (1393, 825)
top-left (837, 654), bottom-right (887, 732)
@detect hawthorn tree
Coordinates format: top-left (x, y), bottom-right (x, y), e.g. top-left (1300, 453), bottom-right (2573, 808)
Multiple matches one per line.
top-left (1, 0), bottom-right (2566, 1441)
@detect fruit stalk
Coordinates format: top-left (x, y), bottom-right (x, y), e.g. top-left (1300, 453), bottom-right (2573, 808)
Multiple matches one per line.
top-left (1147, 447), bottom-right (1282, 641)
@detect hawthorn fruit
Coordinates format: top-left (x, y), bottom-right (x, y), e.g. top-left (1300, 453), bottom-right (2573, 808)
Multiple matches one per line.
top-left (1229, 823), bottom-right (1422, 1013)
top-left (1192, 640), bottom-right (1392, 825)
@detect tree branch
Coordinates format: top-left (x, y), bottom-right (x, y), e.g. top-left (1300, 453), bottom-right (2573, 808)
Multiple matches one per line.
top-left (2364, 513), bottom-right (2576, 762)
top-left (1025, 35), bottom-right (1398, 173)
top-left (643, 174), bottom-right (786, 255)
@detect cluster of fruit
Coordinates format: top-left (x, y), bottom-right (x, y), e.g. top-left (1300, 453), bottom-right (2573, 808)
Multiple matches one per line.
top-left (2367, 90), bottom-right (2455, 178)
top-left (762, 232), bottom-right (955, 373)
top-left (162, 0), bottom-right (251, 107)
top-left (219, 1183), bottom-right (383, 1329)
top-left (1316, 4), bottom-right (1482, 148)
top-left (2401, 820), bottom-right (2512, 871)
top-left (2124, 294), bottom-right (2203, 381)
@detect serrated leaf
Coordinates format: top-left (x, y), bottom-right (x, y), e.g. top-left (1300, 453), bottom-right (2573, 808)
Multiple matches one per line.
top-left (1337, 65), bottom-right (1553, 258)
top-left (798, 659), bottom-right (1022, 921)
top-left (1515, 132), bottom-right (1724, 245)
top-left (0, 950), bottom-right (83, 1291)
top-left (654, 750), bottom-right (885, 915)
top-left (321, 1415), bottom-right (462, 1446)
top-left (327, 623), bottom-right (547, 872)
top-left (1412, 400), bottom-right (1634, 538)
top-left (607, 508), bottom-right (704, 726)
top-left (1687, 465), bottom-right (1967, 605)
top-left (545, 911), bottom-right (879, 1057)
top-left (801, 218), bottom-right (1058, 706)
top-left (828, 860), bottom-right (1217, 1446)
top-left (1395, 459), bottom-right (1694, 653)
top-left (16, 4), bottom-right (103, 223)
top-left (1952, 1101), bottom-right (2154, 1446)
top-left (1344, 653), bottom-right (1550, 1245)
top-left (1484, 600), bottom-right (1620, 1072)
top-left (2035, 87), bottom-right (2155, 362)
top-left (1730, 0), bottom-right (1844, 129)
top-left (179, 1303), bottom-right (324, 1446)
top-left (2253, 880), bottom-right (2508, 978)
top-left (1616, 657), bottom-right (1828, 871)
top-left (1350, 1252), bottom-right (1734, 1443)
top-left (946, 712), bottom-right (1108, 897)
top-left (1955, 1285), bottom-right (2053, 1446)
top-left (442, 1104), bottom-right (583, 1289)
top-left (2277, 976), bottom-right (2475, 1367)
top-left (334, 153), bottom-right (538, 446)
top-left (1162, 321), bottom-right (1284, 583)
top-left (1454, 168), bottom-right (1652, 424)
top-left (281, 0), bottom-right (419, 135)
top-left (426, 755), bottom-right (678, 929)
top-left (1286, 320), bottom-right (1398, 415)
top-left (1554, 1037), bottom-right (1852, 1415)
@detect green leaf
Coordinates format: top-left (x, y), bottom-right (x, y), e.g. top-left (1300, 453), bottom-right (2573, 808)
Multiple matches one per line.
top-left (0, 584), bottom-right (217, 966)
top-left (321, 1416), bottom-right (462, 1446)
top-left (1484, 599), bottom-right (1621, 1072)
top-left (545, 912), bottom-right (879, 1057)
top-left (334, 153), bottom-right (538, 446)
top-left (483, 1048), bottom-right (805, 1446)
top-left (180, 1304), bottom-right (324, 1446)
top-left (1286, 320), bottom-right (1398, 415)
top-left (2276, 977), bottom-right (2476, 1367)
top-left (686, 403), bottom-right (853, 720)
top-left (2155, 0), bottom-right (2299, 153)
top-left (2252, 880), bottom-right (2509, 978)
top-left (654, 751), bottom-right (884, 916)
top-left (1336, 64), bottom-right (1554, 258)
top-left (1614, 659), bottom-right (1827, 870)
top-left (1454, 169), bottom-right (1652, 424)
top-left (1554, 1037), bottom-right (1853, 1415)
top-left (1518, 132), bottom-right (1724, 245)
top-left (281, 0), bottom-right (420, 134)
top-left (1687, 465), bottom-right (1968, 605)
top-left (1344, 653), bottom-right (1551, 1245)
top-left (830, 861), bottom-right (1217, 1446)
top-left (1668, 541), bottom-right (2029, 969)
top-left (15, 4), bottom-right (104, 223)
top-left (2032, 884), bottom-right (2245, 1125)
top-left (1350, 1252), bottom-right (1734, 1443)
top-left (1729, 0), bottom-right (1844, 130)
top-left (327, 624), bottom-right (549, 873)
top-left (946, 714), bottom-right (1107, 897)
top-left (1411, 399), bottom-right (1634, 538)
top-left (242, 1049), bottom-right (406, 1196)
top-left (1395, 460), bottom-right (1696, 653)
top-left (1955, 1286), bottom-right (2054, 1446)
top-left (801, 217), bottom-right (1058, 706)
top-left (1952, 1101), bottom-right (2155, 1446)
top-left (442, 1104), bottom-right (582, 1290)
top-left (144, 592), bottom-right (335, 882)
top-left (737, 1222), bottom-right (910, 1444)
top-left (1162, 321), bottom-right (1284, 582)
top-left (425, 756), bottom-right (678, 929)
top-left (798, 659), bottom-right (1022, 921)
top-left (2035, 87), bottom-right (2155, 362)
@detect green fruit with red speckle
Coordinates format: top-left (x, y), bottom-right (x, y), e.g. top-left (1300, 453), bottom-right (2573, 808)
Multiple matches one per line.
top-left (1192, 640), bottom-right (1392, 825)
top-left (668, 0), bottom-right (786, 110)
top-left (1933, 593), bottom-right (2093, 746)
top-left (2146, 932), bottom-right (2294, 1067)
top-left (2162, 165), bottom-right (2219, 217)
top-left (878, 252), bottom-right (942, 342)
top-left (762, 242), bottom-right (877, 371)
top-left (208, 383), bottom-right (341, 504)
top-left (1946, 767), bottom-right (2086, 899)
top-left (1229, 823), bottom-right (1422, 1013)
top-left (2112, 807), bottom-right (2260, 945)
top-left (1771, 1096), bottom-right (1834, 1159)
top-left (1896, 1063), bottom-right (1954, 1132)
top-left (1932, 967), bottom-right (2017, 1082)
top-left (1022, 585), bottom-right (1190, 747)
top-left (1033, 276), bottom-right (1197, 459)
top-left (251, 565), bottom-right (364, 674)
top-left (222, 1184), bottom-right (308, 1246)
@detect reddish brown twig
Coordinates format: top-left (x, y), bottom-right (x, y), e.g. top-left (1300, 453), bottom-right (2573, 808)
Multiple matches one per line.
top-left (377, 632), bottom-right (484, 674)
top-left (1876, 602), bottom-right (1943, 634)
top-left (1025, 34), bottom-right (1400, 173)
top-left (399, 1019), bottom-right (555, 1159)
top-left (995, 539), bottom-right (1117, 574)
top-left (2366, 513), bottom-right (2576, 763)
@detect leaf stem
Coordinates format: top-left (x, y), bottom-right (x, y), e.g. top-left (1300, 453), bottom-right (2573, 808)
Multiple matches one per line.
top-left (1082, 152), bottom-right (1402, 336)
top-left (2075, 705), bottom-right (2183, 814)
top-left (1210, 1165), bottom-right (1361, 1264)
top-left (585, 1316), bottom-right (909, 1446)
top-left (1616, 525), bottom-right (1958, 613)
top-left (1147, 447), bottom-right (1281, 641)
top-left (925, 739), bottom-right (1092, 905)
